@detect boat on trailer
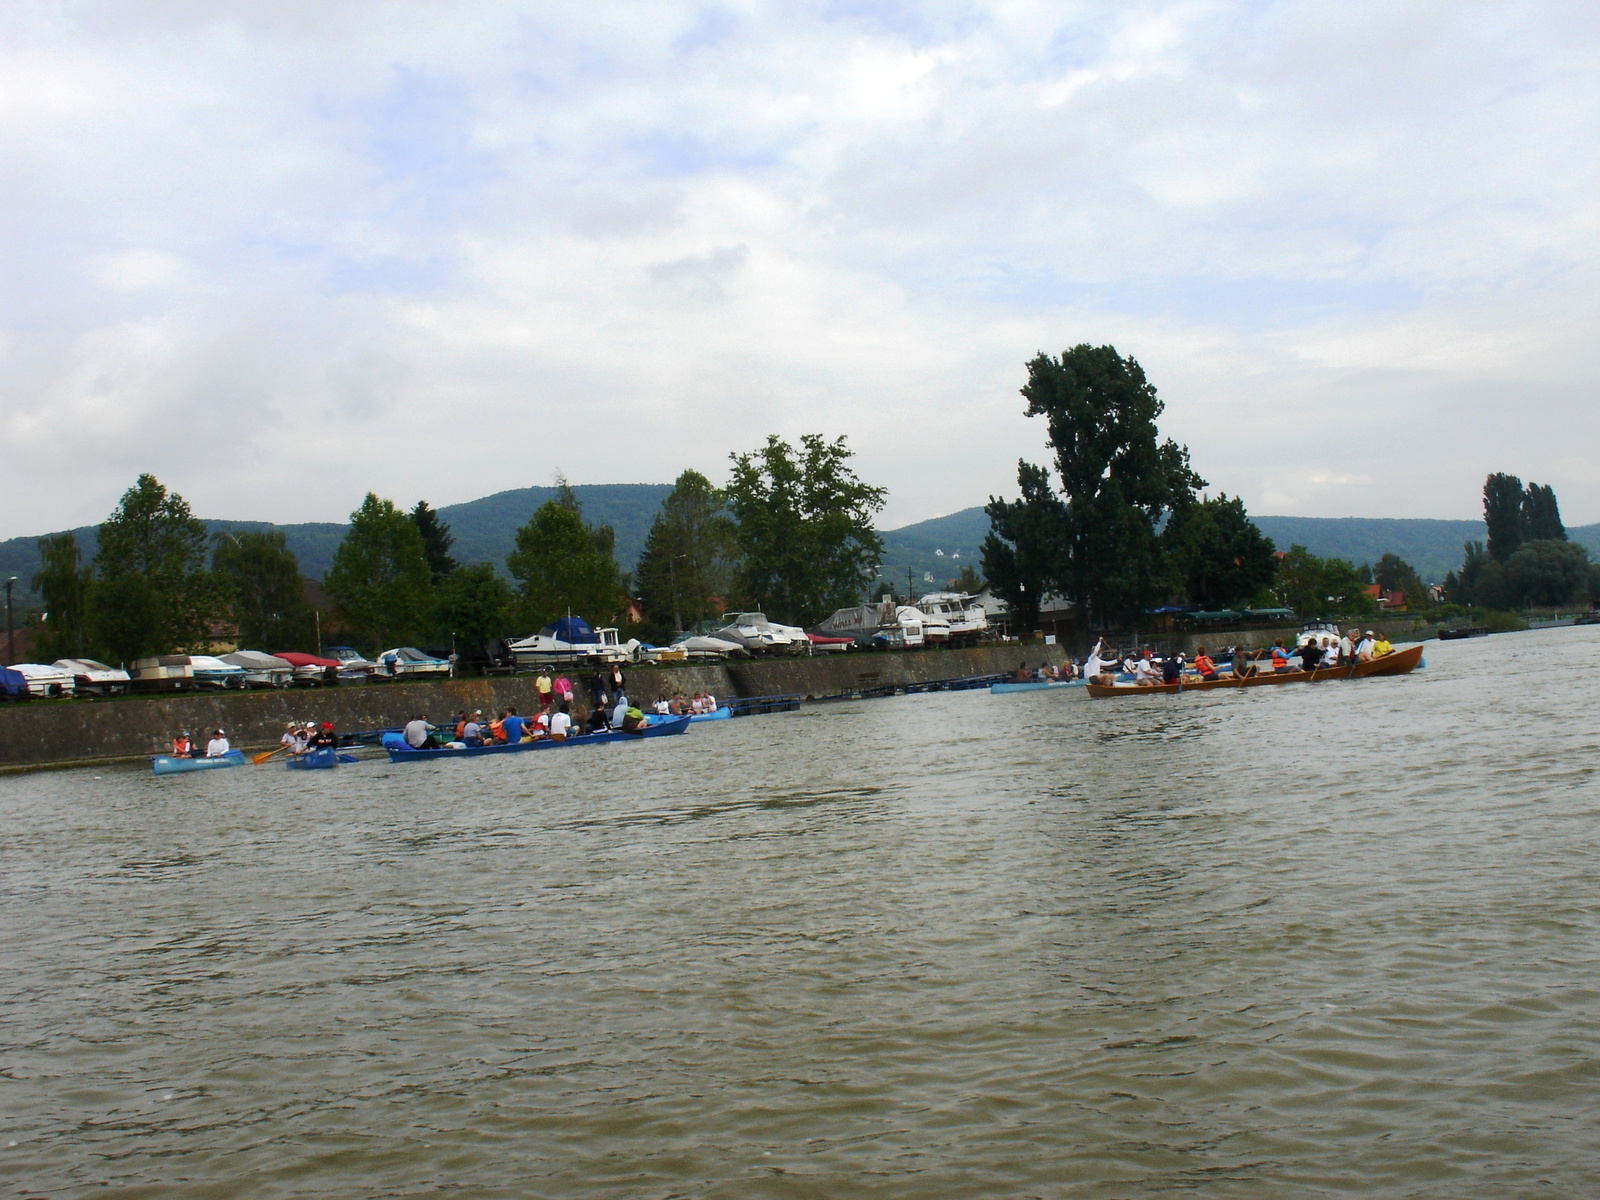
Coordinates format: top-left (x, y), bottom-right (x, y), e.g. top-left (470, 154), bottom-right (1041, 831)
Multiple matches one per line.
top-left (1084, 644), bottom-right (1425, 697)
top-left (382, 714), bottom-right (692, 762)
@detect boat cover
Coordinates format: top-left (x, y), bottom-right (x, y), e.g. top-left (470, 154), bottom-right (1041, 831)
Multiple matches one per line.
top-left (222, 650), bottom-right (293, 670)
top-left (0, 666), bottom-right (28, 698)
top-left (542, 617), bottom-right (599, 645)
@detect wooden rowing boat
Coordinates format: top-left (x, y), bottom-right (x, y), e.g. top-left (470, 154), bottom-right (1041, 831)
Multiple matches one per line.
top-left (1084, 644), bottom-right (1424, 697)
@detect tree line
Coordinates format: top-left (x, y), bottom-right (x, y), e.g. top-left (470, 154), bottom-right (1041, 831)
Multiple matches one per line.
top-left (1444, 473), bottom-right (1596, 610)
top-left (30, 435), bottom-right (887, 663)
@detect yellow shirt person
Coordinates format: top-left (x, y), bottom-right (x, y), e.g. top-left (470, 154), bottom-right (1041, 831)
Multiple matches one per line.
top-left (1372, 636), bottom-right (1393, 657)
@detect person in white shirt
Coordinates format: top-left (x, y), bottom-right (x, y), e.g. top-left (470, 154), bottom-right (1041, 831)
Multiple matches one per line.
top-left (280, 723), bottom-right (301, 755)
top-left (403, 715), bottom-right (435, 749)
top-left (1132, 652), bottom-right (1162, 686)
top-left (1082, 640), bottom-right (1114, 685)
top-left (703, 692), bottom-right (717, 712)
top-left (206, 729), bottom-right (230, 757)
top-left (1339, 630), bottom-right (1355, 663)
top-left (1320, 637), bottom-right (1338, 668)
top-left (549, 706), bottom-right (572, 741)
top-left (653, 697), bottom-right (670, 715)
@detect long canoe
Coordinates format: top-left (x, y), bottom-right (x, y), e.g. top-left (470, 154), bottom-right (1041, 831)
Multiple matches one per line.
top-left (384, 714), bottom-right (691, 762)
top-left (645, 705), bottom-right (731, 724)
top-left (151, 749), bottom-right (247, 776)
top-left (1085, 644), bottom-right (1425, 698)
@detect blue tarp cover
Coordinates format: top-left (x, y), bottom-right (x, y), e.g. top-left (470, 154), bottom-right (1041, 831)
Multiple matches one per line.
top-left (543, 617), bottom-right (599, 644)
top-left (0, 666), bottom-right (26, 698)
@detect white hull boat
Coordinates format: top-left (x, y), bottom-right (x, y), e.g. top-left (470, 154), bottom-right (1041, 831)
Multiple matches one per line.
top-left (53, 658), bottom-right (130, 696)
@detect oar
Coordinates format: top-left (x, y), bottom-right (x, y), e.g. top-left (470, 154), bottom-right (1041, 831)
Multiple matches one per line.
top-left (252, 744), bottom-right (288, 765)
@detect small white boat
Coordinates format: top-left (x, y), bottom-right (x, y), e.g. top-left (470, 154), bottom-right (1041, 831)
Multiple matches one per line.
top-left (188, 655), bottom-right (249, 690)
top-left (220, 650), bottom-right (295, 689)
top-left (53, 658), bottom-right (130, 696)
top-left (375, 647), bottom-right (453, 679)
top-left (811, 600), bottom-right (899, 648)
top-left (9, 662), bottom-right (75, 697)
top-left (130, 655), bottom-right (195, 692)
top-left (326, 646), bottom-right (379, 680)
top-left (708, 612), bottom-right (807, 654)
top-left (667, 635), bottom-right (749, 660)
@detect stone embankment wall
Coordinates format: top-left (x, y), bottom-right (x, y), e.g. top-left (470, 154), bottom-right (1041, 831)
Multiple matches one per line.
top-left (0, 644), bottom-right (1064, 771)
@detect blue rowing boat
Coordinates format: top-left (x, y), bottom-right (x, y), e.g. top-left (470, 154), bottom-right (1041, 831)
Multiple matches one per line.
top-left (382, 714), bottom-right (692, 762)
top-left (989, 679), bottom-right (1085, 694)
top-left (284, 749), bottom-right (359, 769)
top-left (151, 749), bottom-right (246, 776)
top-left (645, 705), bottom-right (730, 725)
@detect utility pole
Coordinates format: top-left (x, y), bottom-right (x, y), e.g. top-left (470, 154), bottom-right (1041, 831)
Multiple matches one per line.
top-left (5, 577), bottom-right (15, 664)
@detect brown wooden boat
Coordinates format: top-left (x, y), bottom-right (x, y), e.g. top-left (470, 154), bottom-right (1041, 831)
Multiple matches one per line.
top-left (1084, 643), bottom-right (1424, 698)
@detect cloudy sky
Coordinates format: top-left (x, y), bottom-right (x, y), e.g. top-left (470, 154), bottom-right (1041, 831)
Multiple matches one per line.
top-left (2, 0), bottom-right (1597, 538)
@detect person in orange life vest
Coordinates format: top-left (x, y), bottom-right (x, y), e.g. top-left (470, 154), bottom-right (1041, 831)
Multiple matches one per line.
top-left (1193, 647), bottom-right (1219, 682)
top-left (489, 711), bottom-right (507, 743)
top-left (1269, 639), bottom-right (1293, 673)
top-left (171, 730), bottom-right (195, 757)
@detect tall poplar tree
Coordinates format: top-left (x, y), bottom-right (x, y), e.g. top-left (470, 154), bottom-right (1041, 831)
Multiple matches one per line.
top-left (1483, 473), bottom-right (1525, 562)
top-left (32, 531), bottom-right (94, 660)
top-left (324, 493), bottom-right (434, 650)
top-left (635, 469), bottom-right (737, 637)
top-left (506, 484), bottom-right (624, 630)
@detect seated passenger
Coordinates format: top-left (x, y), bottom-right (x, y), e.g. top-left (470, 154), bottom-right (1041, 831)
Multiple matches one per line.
top-left (1372, 633), bottom-right (1393, 657)
top-left (587, 706), bottom-right (610, 734)
top-left (1270, 639), bottom-right (1293, 673)
top-left (549, 704), bottom-right (572, 741)
top-left (489, 712), bottom-right (507, 743)
top-left (461, 716), bottom-right (484, 746)
top-left (1132, 651), bottom-right (1162, 686)
top-left (621, 705), bottom-right (647, 732)
top-left (172, 730), bottom-right (196, 757)
top-left (501, 709), bottom-right (526, 744)
top-left (611, 696), bottom-right (629, 729)
top-left (1193, 647), bottom-right (1219, 681)
top-left (1161, 654), bottom-right (1182, 684)
top-left (1296, 638), bottom-right (1322, 673)
top-left (1357, 631), bottom-right (1377, 661)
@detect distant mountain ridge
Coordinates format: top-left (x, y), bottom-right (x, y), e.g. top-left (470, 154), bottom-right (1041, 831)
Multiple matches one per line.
top-left (4, 489), bottom-right (1596, 607)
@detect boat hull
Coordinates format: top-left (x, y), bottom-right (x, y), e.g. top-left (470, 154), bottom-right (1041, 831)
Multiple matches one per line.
top-left (1085, 644), bottom-right (1425, 697)
top-left (384, 715), bottom-right (691, 762)
top-left (990, 679), bottom-right (1083, 693)
top-left (284, 748), bottom-right (354, 770)
top-left (152, 749), bottom-right (247, 775)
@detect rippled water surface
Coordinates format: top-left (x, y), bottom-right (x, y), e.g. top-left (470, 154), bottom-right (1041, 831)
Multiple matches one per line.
top-left (4, 629), bottom-right (1600, 1197)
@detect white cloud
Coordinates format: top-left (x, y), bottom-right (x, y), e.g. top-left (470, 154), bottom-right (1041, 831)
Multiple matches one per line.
top-left (1, 0), bottom-right (1598, 539)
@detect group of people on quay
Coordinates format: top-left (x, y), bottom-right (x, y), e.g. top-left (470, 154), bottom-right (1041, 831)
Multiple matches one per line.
top-left (1013, 626), bottom-right (1399, 688)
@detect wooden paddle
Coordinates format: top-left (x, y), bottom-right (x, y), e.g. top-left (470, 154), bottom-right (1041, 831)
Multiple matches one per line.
top-left (252, 744), bottom-right (288, 765)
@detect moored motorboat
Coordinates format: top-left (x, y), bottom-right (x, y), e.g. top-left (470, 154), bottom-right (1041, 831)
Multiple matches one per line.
top-left (221, 650), bottom-right (295, 688)
top-left (187, 655), bottom-right (248, 690)
top-left (53, 658), bottom-right (131, 696)
top-left (152, 749), bottom-right (247, 775)
top-left (130, 655), bottom-right (194, 693)
top-left (510, 618), bottom-right (642, 666)
top-left (8, 663), bottom-right (76, 697)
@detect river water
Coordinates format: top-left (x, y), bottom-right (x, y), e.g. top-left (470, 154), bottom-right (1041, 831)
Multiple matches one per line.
top-left (3, 628), bottom-right (1598, 1197)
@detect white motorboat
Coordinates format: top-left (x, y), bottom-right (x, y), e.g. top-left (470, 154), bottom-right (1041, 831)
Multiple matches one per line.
top-left (53, 658), bottom-right (131, 696)
top-left (668, 635), bottom-right (749, 660)
top-left (187, 655), bottom-right (249, 690)
top-left (509, 618), bottom-right (641, 666)
top-left (220, 650), bottom-right (295, 689)
top-left (811, 599), bottom-right (899, 648)
top-left (707, 612), bottom-right (807, 654)
top-left (130, 655), bottom-right (195, 692)
top-left (9, 662), bottom-right (75, 697)
top-left (375, 647), bottom-right (453, 679)
top-left (325, 646), bottom-right (379, 680)
top-left (916, 592), bottom-right (989, 641)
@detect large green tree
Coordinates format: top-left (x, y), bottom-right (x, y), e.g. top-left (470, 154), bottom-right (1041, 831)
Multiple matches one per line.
top-left (212, 530), bottom-right (313, 650)
top-left (324, 493), bottom-right (435, 650)
top-left (1520, 483), bottom-right (1565, 542)
top-left (92, 474), bottom-right (218, 660)
top-left (1274, 545), bottom-right (1375, 618)
top-left (1373, 551), bottom-right (1427, 609)
top-left (409, 500), bottom-right (458, 583)
top-left (435, 561), bottom-right (513, 653)
top-left (506, 486), bottom-right (625, 630)
top-left (635, 469), bottom-right (737, 638)
top-left (1009, 345), bottom-right (1205, 630)
top-left (981, 460), bottom-right (1064, 634)
top-left (726, 434), bottom-right (886, 627)
top-left (1505, 539), bottom-right (1588, 607)
top-left (1162, 493), bottom-right (1277, 610)
top-left (32, 531), bottom-right (94, 660)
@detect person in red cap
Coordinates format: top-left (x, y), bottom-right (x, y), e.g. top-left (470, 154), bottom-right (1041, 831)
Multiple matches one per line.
top-left (311, 721), bottom-right (336, 751)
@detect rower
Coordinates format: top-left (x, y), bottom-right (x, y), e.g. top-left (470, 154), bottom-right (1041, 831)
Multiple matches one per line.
top-left (311, 721), bottom-right (336, 751)
top-left (1082, 641), bottom-right (1115, 685)
top-left (1296, 638), bottom-right (1322, 673)
top-left (1270, 639), bottom-right (1293, 673)
top-left (205, 729), bottom-right (230, 757)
